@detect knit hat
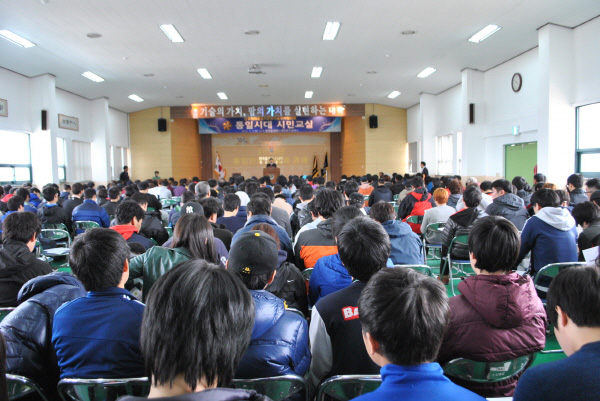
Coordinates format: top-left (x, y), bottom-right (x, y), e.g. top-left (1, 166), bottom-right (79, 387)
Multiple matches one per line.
top-left (181, 201), bottom-right (204, 216)
top-left (228, 230), bottom-right (278, 276)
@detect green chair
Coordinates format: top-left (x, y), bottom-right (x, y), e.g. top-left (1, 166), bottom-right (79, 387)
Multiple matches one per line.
top-left (533, 262), bottom-right (588, 300)
top-left (166, 227), bottom-right (173, 237)
top-left (422, 221), bottom-right (446, 261)
top-left (6, 374), bottom-right (49, 401)
top-left (40, 228), bottom-right (71, 247)
top-left (316, 375), bottom-right (381, 401)
top-left (229, 374), bottom-right (307, 401)
top-left (446, 234), bottom-right (473, 296)
top-left (57, 377), bottom-right (150, 401)
top-left (301, 268), bottom-right (313, 282)
top-left (172, 196), bottom-right (182, 204)
top-left (443, 354), bottom-right (535, 384)
top-left (42, 223), bottom-right (69, 231)
top-left (394, 264), bottom-right (434, 277)
top-left (405, 215), bottom-right (423, 225)
top-left (0, 307), bottom-right (15, 322)
top-left (393, 194), bottom-right (399, 201)
top-left (73, 221), bottom-right (101, 234)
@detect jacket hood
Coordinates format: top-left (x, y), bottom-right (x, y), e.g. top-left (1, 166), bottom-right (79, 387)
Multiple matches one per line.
top-left (246, 214), bottom-right (277, 227)
top-left (111, 224), bottom-right (138, 240)
top-left (382, 220), bottom-right (413, 237)
top-left (250, 290), bottom-right (285, 339)
top-left (277, 250), bottom-right (287, 267)
top-left (17, 272), bottom-right (85, 303)
top-left (236, 208), bottom-right (247, 218)
top-left (450, 207), bottom-right (482, 227)
top-left (316, 219), bottom-right (334, 239)
top-left (295, 200), bottom-right (310, 211)
top-left (493, 193), bottom-right (524, 210)
top-left (0, 240), bottom-right (31, 279)
top-left (410, 188), bottom-right (430, 201)
top-left (535, 207), bottom-right (575, 231)
top-left (39, 203), bottom-right (60, 216)
top-left (458, 273), bottom-right (537, 329)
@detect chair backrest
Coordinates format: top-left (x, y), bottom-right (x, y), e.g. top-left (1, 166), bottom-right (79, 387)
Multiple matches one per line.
top-left (448, 234), bottom-right (469, 262)
top-left (316, 375), bottom-right (381, 401)
top-left (74, 221), bottom-right (101, 232)
top-left (424, 221), bottom-right (446, 236)
top-left (443, 354), bottom-right (535, 383)
top-left (406, 215), bottom-right (423, 225)
top-left (229, 374), bottom-right (307, 401)
top-left (534, 262), bottom-right (588, 294)
top-left (42, 223), bottom-right (69, 231)
top-left (57, 377), bottom-right (150, 401)
top-left (6, 374), bottom-right (49, 401)
top-left (40, 228), bottom-right (71, 246)
top-left (393, 264), bottom-right (433, 277)
top-left (286, 308), bottom-right (305, 319)
top-left (0, 307), bottom-right (15, 322)
top-left (301, 268), bottom-right (313, 295)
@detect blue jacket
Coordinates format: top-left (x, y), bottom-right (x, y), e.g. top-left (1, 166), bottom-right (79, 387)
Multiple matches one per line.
top-left (232, 215), bottom-right (293, 258)
top-left (28, 193), bottom-right (42, 208)
top-left (353, 363), bottom-right (485, 401)
top-left (0, 210), bottom-right (18, 234)
top-left (236, 290), bottom-right (310, 378)
top-left (382, 220), bottom-right (423, 265)
top-left (216, 209), bottom-right (247, 235)
top-left (309, 254), bottom-right (351, 306)
top-left (52, 287), bottom-right (145, 379)
top-left (72, 199), bottom-right (110, 230)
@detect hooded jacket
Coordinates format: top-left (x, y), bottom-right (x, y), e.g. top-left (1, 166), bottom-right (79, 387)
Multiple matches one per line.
top-left (485, 193), bottom-right (529, 231)
top-left (441, 208), bottom-right (487, 260)
top-left (447, 193), bottom-right (462, 210)
top-left (294, 219), bottom-right (337, 270)
top-left (266, 250), bottom-right (308, 315)
top-left (368, 185), bottom-right (393, 207)
top-left (216, 209), bottom-right (248, 235)
top-left (0, 272), bottom-right (86, 398)
top-left (382, 220), bottom-right (424, 265)
top-left (120, 389), bottom-right (271, 401)
top-left (398, 188), bottom-right (435, 219)
top-left (72, 199), bottom-right (110, 231)
top-left (236, 290), bottom-right (310, 378)
top-left (569, 188), bottom-right (588, 206)
top-left (37, 203), bottom-right (70, 228)
top-left (0, 240), bottom-right (53, 307)
top-left (290, 200), bottom-right (313, 237)
top-left (111, 224), bottom-right (154, 250)
top-left (516, 207), bottom-right (578, 274)
top-left (309, 253), bottom-right (352, 306)
top-left (232, 215), bottom-right (293, 260)
top-left (140, 210), bottom-right (169, 245)
top-left (439, 273), bottom-right (546, 397)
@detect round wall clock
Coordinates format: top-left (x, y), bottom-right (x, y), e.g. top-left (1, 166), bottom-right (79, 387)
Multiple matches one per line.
top-left (512, 73), bottom-right (522, 92)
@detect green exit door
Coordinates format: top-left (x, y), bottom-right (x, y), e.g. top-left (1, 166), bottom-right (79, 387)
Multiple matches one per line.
top-left (505, 142), bottom-right (537, 181)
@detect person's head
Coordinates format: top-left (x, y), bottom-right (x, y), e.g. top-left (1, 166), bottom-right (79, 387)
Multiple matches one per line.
top-left (490, 179), bottom-right (511, 199)
top-left (223, 194), bottom-right (241, 212)
top-left (2, 211), bottom-right (40, 249)
top-left (542, 182), bottom-right (558, 190)
top-left (433, 187), bottom-right (449, 206)
top-left (567, 173), bottom-right (584, 191)
top-left (343, 180), bottom-right (359, 198)
top-left (463, 185), bottom-right (482, 208)
top-left (369, 201), bottom-right (395, 223)
top-left (108, 187), bottom-right (121, 200)
top-left (172, 214), bottom-right (218, 263)
top-left (143, 260), bottom-right (254, 390)
top-left (420, 161), bottom-right (426, 168)
top-left (530, 188), bottom-right (560, 211)
top-left (228, 231), bottom-right (279, 290)
top-left (555, 189), bottom-right (570, 206)
top-left (547, 265), bottom-right (600, 356)
top-left (269, 158), bottom-right (274, 163)
top-left (591, 191), bottom-right (600, 208)
top-left (298, 184), bottom-right (314, 202)
top-left (572, 202), bottom-right (600, 227)
top-left (42, 185), bottom-right (59, 203)
top-left (447, 179), bottom-right (462, 195)
top-left (410, 175), bottom-right (423, 189)
top-left (207, 179), bottom-right (217, 189)
top-left (199, 197), bottom-right (222, 222)
top-left (69, 228), bottom-right (130, 291)
top-left (16, 188), bottom-right (30, 202)
top-left (338, 217), bottom-right (390, 281)
top-left (251, 223), bottom-right (281, 250)
top-left (83, 188), bottom-right (96, 200)
top-left (465, 177), bottom-right (478, 186)
top-left (244, 182), bottom-right (259, 197)
top-left (247, 195), bottom-right (271, 217)
top-left (359, 267), bottom-right (449, 366)
top-left (154, 171), bottom-right (160, 177)
top-left (314, 188), bottom-right (344, 219)
top-left (347, 192), bottom-right (365, 209)
top-left (512, 176), bottom-right (530, 192)
top-left (195, 181), bottom-right (210, 199)
top-left (159, 179), bottom-right (168, 187)
top-left (468, 216), bottom-right (520, 274)
top-left (586, 178), bottom-right (600, 199)
top-left (181, 191), bottom-right (196, 205)
top-left (123, 166), bottom-right (128, 172)
top-left (131, 192), bottom-right (149, 209)
top-left (115, 200), bottom-right (145, 230)
top-left (256, 187), bottom-right (275, 203)
top-left (533, 173), bottom-right (546, 185)
top-left (479, 180), bottom-right (492, 193)
top-left (7, 195), bottom-right (24, 212)
top-left (97, 187), bottom-right (108, 200)
top-left (331, 206), bottom-right (362, 239)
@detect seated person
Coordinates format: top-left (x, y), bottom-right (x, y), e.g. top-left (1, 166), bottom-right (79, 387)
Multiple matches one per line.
top-left (421, 187), bottom-right (456, 245)
top-left (16, 188), bottom-right (37, 214)
top-left (446, 179), bottom-right (463, 209)
top-left (37, 185), bottom-right (70, 229)
top-left (353, 267), bottom-right (485, 401)
top-left (200, 197), bottom-right (233, 250)
top-left (370, 201), bottom-right (423, 265)
top-left (131, 192), bottom-right (168, 245)
top-left (438, 216), bottom-right (546, 397)
top-left (484, 179), bottom-right (529, 231)
top-left (571, 201), bottom-right (600, 260)
top-left (397, 176), bottom-right (434, 221)
top-left (513, 263), bottom-right (600, 401)
top-left (102, 186), bottom-right (122, 217)
top-left (310, 217), bottom-right (391, 389)
top-left (71, 188), bottom-right (110, 232)
top-left (227, 231), bottom-right (310, 378)
top-left (567, 173), bottom-right (587, 205)
top-left (0, 212), bottom-right (52, 306)
top-left (168, 190), bottom-right (195, 227)
top-left (119, 260), bottom-right (269, 401)
top-left (111, 200), bottom-right (154, 251)
top-left (0, 195), bottom-right (24, 234)
top-left (216, 193), bottom-right (247, 234)
top-left (52, 228), bottom-right (145, 378)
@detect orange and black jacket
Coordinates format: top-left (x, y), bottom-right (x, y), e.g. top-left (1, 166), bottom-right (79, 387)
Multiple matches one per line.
top-left (294, 219), bottom-right (337, 270)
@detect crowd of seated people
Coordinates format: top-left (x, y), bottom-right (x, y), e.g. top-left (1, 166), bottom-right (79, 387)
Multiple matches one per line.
top-left (0, 169), bottom-right (600, 401)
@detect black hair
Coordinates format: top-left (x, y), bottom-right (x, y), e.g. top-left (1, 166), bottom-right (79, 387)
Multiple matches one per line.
top-left (325, 181), bottom-right (336, 189)
top-left (369, 201), bottom-right (395, 223)
top-left (567, 173), bottom-right (584, 189)
top-left (7, 195), bottom-right (24, 212)
top-left (512, 176), bottom-right (531, 192)
top-left (71, 182), bottom-right (83, 195)
top-left (463, 185), bottom-right (482, 208)
top-left (257, 187), bottom-right (275, 203)
top-left (16, 188), bottom-right (29, 201)
top-left (347, 192), bottom-right (365, 209)
top-left (479, 181), bottom-right (491, 192)
top-left (572, 202), bottom-right (600, 227)
top-left (332, 206), bottom-right (362, 238)
top-left (223, 194), bottom-right (241, 212)
top-left (97, 188), bottom-right (108, 199)
top-left (447, 179), bottom-right (462, 195)
top-left (83, 188), bottom-right (96, 199)
top-left (115, 201), bottom-right (145, 225)
top-left (298, 184), bottom-right (314, 201)
top-left (108, 187), bottom-right (121, 200)
top-left (276, 175), bottom-right (288, 187)
top-left (547, 265), bottom-right (600, 330)
top-left (42, 185), bottom-right (58, 202)
top-left (586, 178), bottom-right (600, 192)
top-left (410, 176), bottom-right (424, 189)
top-left (142, 260), bottom-right (254, 389)
top-left (343, 181), bottom-right (359, 198)
top-left (200, 197), bottom-right (223, 219)
top-left (533, 173), bottom-right (546, 184)
top-left (69, 228), bottom-right (129, 291)
top-left (420, 161), bottom-right (426, 166)
top-left (182, 191), bottom-right (196, 204)
top-left (555, 189), bottom-right (570, 205)
top-left (244, 182), bottom-right (259, 197)
top-left (172, 214), bottom-right (218, 263)
top-left (247, 196), bottom-right (271, 216)
top-left (128, 242), bottom-right (147, 256)
top-left (160, 180), bottom-right (169, 187)
top-left (131, 192), bottom-right (149, 206)
top-left (137, 182), bottom-right (149, 191)
top-left (2, 211), bottom-right (40, 244)
top-left (531, 188), bottom-right (560, 208)
top-left (314, 188), bottom-right (344, 219)
top-left (534, 182), bottom-right (544, 192)
top-left (358, 267), bottom-right (449, 365)
top-left (468, 216), bottom-right (520, 273)
top-left (338, 217), bottom-right (390, 281)
top-left (491, 179), bottom-right (512, 194)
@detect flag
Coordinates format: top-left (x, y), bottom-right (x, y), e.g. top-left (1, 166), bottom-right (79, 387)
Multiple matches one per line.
top-left (321, 152), bottom-right (328, 176)
top-left (312, 155), bottom-right (319, 177)
top-left (214, 153), bottom-right (225, 179)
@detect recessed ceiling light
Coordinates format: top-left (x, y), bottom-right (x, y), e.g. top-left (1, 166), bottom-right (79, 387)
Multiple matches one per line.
top-left (82, 71), bottom-right (105, 82)
top-left (128, 94), bottom-right (144, 102)
top-left (159, 24), bottom-right (184, 43)
top-left (387, 91), bottom-right (401, 99)
top-left (417, 67), bottom-right (436, 78)
top-left (217, 92), bottom-right (228, 100)
top-left (305, 91), bottom-right (314, 99)
top-left (176, 95), bottom-right (184, 99)
top-left (347, 93), bottom-right (356, 97)
top-left (401, 30), bottom-right (416, 35)
top-left (468, 24), bottom-right (501, 43)
top-left (323, 22), bottom-right (340, 40)
top-left (197, 68), bottom-right (212, 79)
top-left (143, 73), bottom-right (154, 77)
top-left (259, 84), bottom-right (269, 88)
top-left (367, 71), bottom-right (377, 74)
top-left (0, 30), bottom-right (35, 48)
top-left (244, 30), bottom-right (260, 35)
top-left (86, 33), bottom-right (102, 39)
top-left (311, 67), bottom-right (323, 78)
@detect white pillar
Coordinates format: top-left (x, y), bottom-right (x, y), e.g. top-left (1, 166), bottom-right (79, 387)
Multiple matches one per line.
top-left (90, 98), bottom-right (111, 183)
top-left (460, 69), bottom-right (486, 176)
top-left (420, 93), bottom-right (438, 174)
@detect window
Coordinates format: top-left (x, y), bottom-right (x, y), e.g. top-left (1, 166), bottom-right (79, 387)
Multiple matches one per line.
top-left (57, 137), bottom-right (67, 181)
top-left (436, 134), bottom-right (453, 175)
top-left (0, 130), bottom-right (32, 184)
top-left (576, 103), bottom-right (600, 178)
top-left (408, 142), bottom-right (418, 173)
top-left (71, 140), bottom-right (92, 182)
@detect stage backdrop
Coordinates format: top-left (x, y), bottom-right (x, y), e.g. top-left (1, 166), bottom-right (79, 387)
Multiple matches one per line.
top-left (212, 132), bottom-right (330, 179)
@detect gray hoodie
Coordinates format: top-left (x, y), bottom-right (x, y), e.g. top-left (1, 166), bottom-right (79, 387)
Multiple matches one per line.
top-left (533, 206), bottom-right (576, 231)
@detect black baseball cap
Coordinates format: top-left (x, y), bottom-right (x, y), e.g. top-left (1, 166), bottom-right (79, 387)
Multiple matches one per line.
top-left (228, 230), bottom-right (278, 276)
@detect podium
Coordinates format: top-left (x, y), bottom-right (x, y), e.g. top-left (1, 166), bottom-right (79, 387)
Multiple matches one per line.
top-left (263, 167), bottom-right (280, 181)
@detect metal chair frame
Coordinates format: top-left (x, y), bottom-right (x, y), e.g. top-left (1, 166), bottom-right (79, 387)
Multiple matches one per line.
top-left (73, 221), bottom-right (101, 234)
top-left (422, 221), bottom-right (446, 261)
top-left (443, 354), bottom-right (535, 384)
top-left (229, 374), bottom-right (307, 401)
top-left (316, 375), bottom-right (381, 401)
top-left (41, 228), bottom-right (72, 248)
top-left (57, 377), bottom-right (150, 401)
top-left (533, 262), bottom-right (588, 298)
top-left (0, 307), bottom-right (15, 322)
top-left (393, 264), bottom-right (434, 277)
top-left (446, 234), bottom-right (473, 296)
top-left (6, 374), bottom-right (49, 401)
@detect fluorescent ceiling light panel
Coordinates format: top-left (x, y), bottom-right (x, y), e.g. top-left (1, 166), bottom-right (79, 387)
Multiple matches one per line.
top-left (417, 67), bottom-right (436, 78)
top-left (305, 91), bottom-right (313, 99)
top-left (82, 71), bottom-right (105, 82)
top-left (322, 22), bottom-right (340, 40)
top-left (197, 68), bottom-right (212, 79)
top-left (159, 24), bottom-right (184, 43)
top-left (311, 67), bottom-right (323, 78)
top-left (387, 91), bottom-right (401, 99)
top-left (0, 30), bottom-right (35, 48)
top-left (128, 94), bottom-right (144, 102)
top-left (468, 24), bottom-right (501, 43)
top-left (217, 92), bottom-right (228, 100)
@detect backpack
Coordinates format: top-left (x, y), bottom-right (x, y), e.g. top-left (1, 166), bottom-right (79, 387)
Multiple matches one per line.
top-left (402, 192), bottom-right (432, 234)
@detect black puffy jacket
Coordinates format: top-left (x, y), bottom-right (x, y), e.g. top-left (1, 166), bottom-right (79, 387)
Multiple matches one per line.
top-left (0, 272), bottom-right (86, 399)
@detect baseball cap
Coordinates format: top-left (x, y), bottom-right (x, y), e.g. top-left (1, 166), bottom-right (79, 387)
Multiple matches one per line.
top-left (228, 230), bottom-right (278, 276)
top-left (181, 201), bottom-right (204, 215)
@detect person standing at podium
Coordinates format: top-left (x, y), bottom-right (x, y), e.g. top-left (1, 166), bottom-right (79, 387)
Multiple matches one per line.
top-left (266, 158), bottom-right (277, 168)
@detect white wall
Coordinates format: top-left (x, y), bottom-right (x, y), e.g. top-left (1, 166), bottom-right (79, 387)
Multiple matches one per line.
top-left (0, 68), bottom-right (31, 133)
top-left (574, 17), bottom-right (600, 106)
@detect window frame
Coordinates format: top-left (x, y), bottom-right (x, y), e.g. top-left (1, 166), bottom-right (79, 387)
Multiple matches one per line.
top-left (575, 102), bottom-right (600, 178)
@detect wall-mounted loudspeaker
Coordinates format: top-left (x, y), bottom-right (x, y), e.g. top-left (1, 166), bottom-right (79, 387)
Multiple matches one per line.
top-left (158, 118), bottom-right (167, 132)
top-left (369, 114), bottom-right (378, 129)
top-left (41, 110), bottom-right (48, 131)
top-left (469, 103), bottom-right (475, 124)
